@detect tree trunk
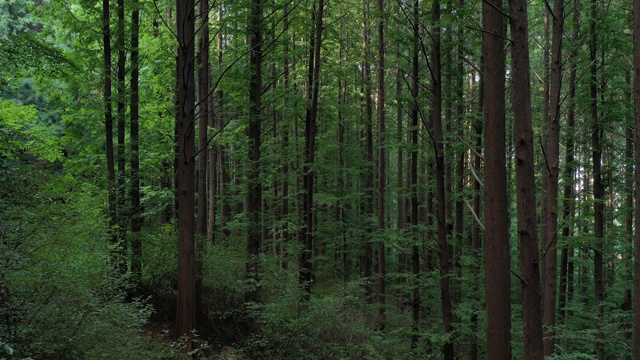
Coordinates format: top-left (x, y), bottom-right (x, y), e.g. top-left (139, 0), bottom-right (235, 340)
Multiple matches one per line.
top-left (431, 1), bottom-right (453, 358)
top-left (300, 0), bottom-right (324, 297)
top-left (175, 0), bottom-right (196, 350)
top-left (361, 0), bottom-right (374, 302)
top-left (246, 0), bottom-right (263, 301)
top-left (197, 0), bottom-right (210, 240)
top-left (410, 0), bottom-right (420, 349)
top-left (633, 0), bottom-right (640, 355)
top-left (483, 0), bottom-right (511, 357)
top-left (510, 0), bottom-right (544, 357)
top-left (376, 0), bottom-right (386, 330)
top-left (102, 0), bottom-right (118, 270)
top-left (559, 1), bottom-right (578, 322)
top-left (589, 1), bottom-right (604, 357)
top-left (116, 0), bottom-right (127, 274)
top-left (130, 0), bottom-right (142, 285)
top-left (541, 0), bottom-right (564, 354)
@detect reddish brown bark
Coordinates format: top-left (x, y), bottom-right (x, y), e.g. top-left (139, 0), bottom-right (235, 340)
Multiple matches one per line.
top-left (510, 0), bottom-right (544, 357)
top-left (483, 0), bottom-right (511, 357)
top-left (175, 0), bottom-right (196, 349)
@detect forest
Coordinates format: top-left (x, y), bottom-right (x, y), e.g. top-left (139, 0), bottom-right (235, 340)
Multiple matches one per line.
top-left (4, 0), bottom-right (640, 358)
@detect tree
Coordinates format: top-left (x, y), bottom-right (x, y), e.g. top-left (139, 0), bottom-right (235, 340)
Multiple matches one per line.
top-left (376, 0), bottom-right (386, 328)
top-left (102, 0), bottom-right (117, 269)
top-left (300, 0), bottom-right (324, 297)
top-left (541, 0), bottom-right (564, 353)
top-left (130, 0), bottom-right (142, 284)
top-left (634, 0), bottom-right (640, 355)
top-left (175, 0), bottom-right (196, 349)
top-left (589, 0), bottom-right (604, 357)
top-left (483, 0), bottom-right (511, 357)
top-left (431, 0), bottom-right (453, 357)
top-left (246, 0), bottom-right (263, 300)
top-left (510, 0), bottom-right (544, 357)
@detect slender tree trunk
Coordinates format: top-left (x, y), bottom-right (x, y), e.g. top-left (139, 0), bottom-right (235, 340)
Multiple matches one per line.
top-left (589, 1), bottom-right (604, 357)
top-left (431, 1), bottom-right (453, 358)
top-left (197, 0), bottom-right (210, 240)
top-left (469, 66), bottom-right (482, 360)
top-left (410, 0), bottom-right (420, 349)
top-left (175, 0), bottom-right (196, 350)
top-left (102, 0), bottom-right (118, 270)
top-left (510, 0), bottom-right (544, 357)
top-left (362, 0), bottom-right (374, 302)
top-left (116, 0), bottom-right (127, 274)
top-left (130, 0), bottom-right (142, 285)
top-left (396, 57), bottom-right (405, 279)
top-left (541, 0), bottom-right (564, 354)
top-left (376, 0), bottom-right (386, 330)
top-left (281, 1), bottom-right (291, 270)
top-left (246, 0), bottom-right (263, 301)
top-left (483, 0), bottom-right (511, 357)
top-left (559, 3), bottom-right (578, 321)
top-left (300, 0), bottom-right (324, 297)
top-left (633, 0), bottom-right (640, 355)
top-left (216, 7), bottom-right (230, 243)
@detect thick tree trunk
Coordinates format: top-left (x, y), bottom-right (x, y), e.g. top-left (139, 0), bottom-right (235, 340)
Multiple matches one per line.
top-left (483, 0), bottom-right (511, 358)
top-left (130, 0), bottom-right (142, 284)
top-left (175, 0), bottom-right (196, 349)
top-left (510, 0), bottom-right (544, 357)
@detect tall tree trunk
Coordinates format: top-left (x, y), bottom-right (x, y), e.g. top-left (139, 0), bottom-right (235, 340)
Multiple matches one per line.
top-left (510, 0), bottom-right (544, 357)
top-left (195, 0), bottom-right (210, 325)
top-left (300, 0), bottom-right (324, 297)
top-left (175, 0), bottom-right (196, 350)
top-left (246, 0), bottom-right (263, 301)
top-left (410, 0), bottom-right (420, 349)
top-left (130, 0), bottom-right (142, 285)
top-left (483, 0), bottom-right (511, 357)
top-left (216, 6), bottom-right (230, 243)
top-left (589, 1), bottom-right (604, 357)
top-left (541, 0), bottom-right (564, 354)
top-left (469, 66), bottom-right (482, 360)
top-left (559, 1), bottom-right (578, 322)
top-left (431, 1), bottom-right (453, 358)
top-left (197, 0), bottom-right (210, 240)
top-left (376, 0), bottom-right (386, 329)
top-left (102, 0), bottom-right (118, 270)
top-left (361, 0), bottom-right (374, 302)
top-left (116, 0), bottom-right (127, 274)
top-left (633, 0), bottom-right (640, 355)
